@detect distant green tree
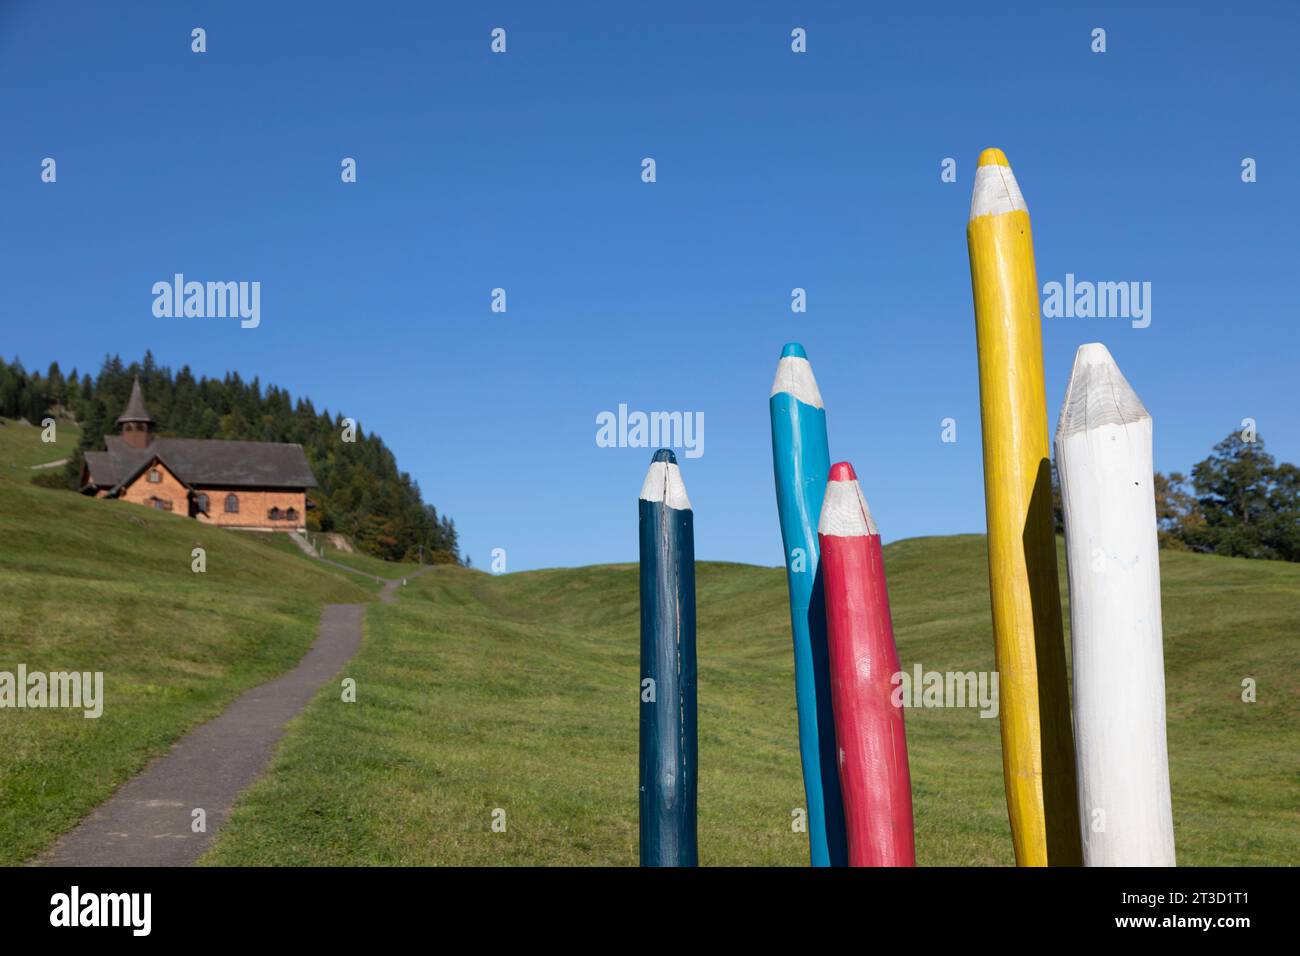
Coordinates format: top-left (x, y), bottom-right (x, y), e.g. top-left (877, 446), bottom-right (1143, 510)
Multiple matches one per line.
top-left (1180, 433), bottom-right (1299, 562)
top-left (45, 362), bottom-right (66, 408)
top-left (1153, 471), bottom-right (1200, 551)
top-left (0, 360), bottom-right (20, 416)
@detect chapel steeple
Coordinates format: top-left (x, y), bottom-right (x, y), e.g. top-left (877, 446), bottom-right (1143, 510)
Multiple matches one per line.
top-left (116, 376), bottom-right (155, 450)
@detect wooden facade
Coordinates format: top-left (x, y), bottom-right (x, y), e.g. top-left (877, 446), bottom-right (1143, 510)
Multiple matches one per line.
top-left (80, 378), bottom-right (315, 532)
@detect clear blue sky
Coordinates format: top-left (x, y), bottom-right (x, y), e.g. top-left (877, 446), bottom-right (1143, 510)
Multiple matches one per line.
top-left (3, 1), bottom-right (1296, 571)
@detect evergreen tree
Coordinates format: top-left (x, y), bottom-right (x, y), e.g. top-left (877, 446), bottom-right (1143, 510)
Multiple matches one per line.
top-left (2, 354), bottom-right (459, 563)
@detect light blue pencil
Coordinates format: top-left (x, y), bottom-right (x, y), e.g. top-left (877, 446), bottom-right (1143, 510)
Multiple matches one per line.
top-left (769, 343), bottom-right (848, 866)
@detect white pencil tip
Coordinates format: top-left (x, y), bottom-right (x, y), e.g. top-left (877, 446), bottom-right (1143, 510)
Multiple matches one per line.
top-left (969, 150), bottom-right (1028, 221)
top-left (770, 348), bottom-right (825, 409)
top-left (1074, 342), bottom-right (1115, 366)
top-left (639, 454), bottom-right (692, 510)
top-left (1057, 342), bottom-right (1150, 440)
top-left (817, 463), bottom-right (879, 537)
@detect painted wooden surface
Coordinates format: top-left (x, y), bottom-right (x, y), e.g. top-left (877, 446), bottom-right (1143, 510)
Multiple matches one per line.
top-left (967, 147), bottom-right (1082, 866)
top-left (638, 449), bottom-right (698, 866)
top-left (1055, 343), bottom-right (1176, 866)
top-left (769, 343), bottom-right (849, 866)
top-left (818, 462), bottom-right (915, 866)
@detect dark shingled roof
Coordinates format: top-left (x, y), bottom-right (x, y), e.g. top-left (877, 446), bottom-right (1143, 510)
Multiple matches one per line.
top-left (116, 377), bottom-right (154, 425)
top-left (80, 382), bottom-right (317, 494)
top-left (100, 435), bottom-right (316, 490)
top-left (82, 450), bottom-right (119, 487)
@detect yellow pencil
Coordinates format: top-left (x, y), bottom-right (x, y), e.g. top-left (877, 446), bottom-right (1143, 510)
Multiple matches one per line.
top-left (967, 148), bottom-right (1082, 866)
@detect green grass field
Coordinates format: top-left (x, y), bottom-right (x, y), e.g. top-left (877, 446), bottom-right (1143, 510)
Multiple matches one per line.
top-left (0, 416), bottom-right (80, 473)
top-left (0, 453), bottom-right (373, 865)
top-left (247, 532), bottom-right (387, 593)
top-left (203, 537), bottom-right (1300, 866)
top-left (4, 410), bottom-right (1295, 867)
top-left (248, 529), bottom-right (429, 587)
top-left (312, 537), bottom-right (418, 579)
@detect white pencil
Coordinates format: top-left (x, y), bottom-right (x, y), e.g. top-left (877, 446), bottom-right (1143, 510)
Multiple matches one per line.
top-left (1055, 343), bottom-right (1176, 866)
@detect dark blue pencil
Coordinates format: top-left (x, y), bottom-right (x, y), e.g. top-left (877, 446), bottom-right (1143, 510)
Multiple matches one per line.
top-left (638, 448), bottom-right (697, 866)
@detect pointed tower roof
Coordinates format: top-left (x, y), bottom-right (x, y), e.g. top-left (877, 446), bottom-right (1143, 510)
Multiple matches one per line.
top-left (115, 376), bottom-right (154, 425)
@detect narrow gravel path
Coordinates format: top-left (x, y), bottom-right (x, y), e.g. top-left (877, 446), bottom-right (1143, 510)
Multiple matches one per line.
top-left (35, 568), bottom-right (430, 866)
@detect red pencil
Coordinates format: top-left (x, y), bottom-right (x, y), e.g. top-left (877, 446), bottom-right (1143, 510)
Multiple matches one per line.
top-left (817, 461), bottom-right (916, 866)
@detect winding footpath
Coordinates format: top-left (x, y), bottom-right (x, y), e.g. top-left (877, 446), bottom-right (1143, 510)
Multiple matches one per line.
top-left (36, 564), bottom-right (430, 867)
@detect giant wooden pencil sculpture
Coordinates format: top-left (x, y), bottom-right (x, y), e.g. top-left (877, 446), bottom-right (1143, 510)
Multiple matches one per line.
top-left (818, 462), bottom-right (915, 867)
top-left (769, 343), bottom-right (848, 866)
top-left (966, 148), bottom-right (1082, 865)
top-left (638, 449), bottom-right (698, 867)
top-left (1055, 344), bottom-right (1176, 866)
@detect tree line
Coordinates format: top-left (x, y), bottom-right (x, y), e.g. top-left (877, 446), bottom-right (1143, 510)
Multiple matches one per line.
top-left (2, 354), bottom-right (460, 564)
top-left (1053, 430), bottom-right (1299, 563)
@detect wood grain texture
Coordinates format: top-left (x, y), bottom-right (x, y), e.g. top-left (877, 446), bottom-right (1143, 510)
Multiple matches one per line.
top-left (638, 449), bottom-right (698, 866)
top-left (818, 463), bottom-right (915, 866)
top-left (967, 148), bottom-right (1082, 866)
top-left (1056, 344), bottom-right (1176, 866)
top-left (769, 343), bottom-right (849, 866)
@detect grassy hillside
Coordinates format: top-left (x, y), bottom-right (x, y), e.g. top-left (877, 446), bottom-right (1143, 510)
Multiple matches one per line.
top-left (0, 416), bottom-right (80, 473)
top-left (203, 537), bottom-right (1299, 866)
top-left (247, 532), bottom-right (386, 593)
top-left (0, 465), bottom-right (372, 865)
top-left (312, 537), bottom-right (421, 579)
